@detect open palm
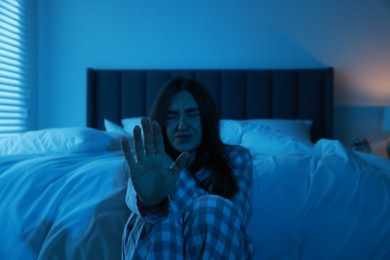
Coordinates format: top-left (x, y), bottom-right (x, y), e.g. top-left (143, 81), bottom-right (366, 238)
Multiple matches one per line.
top-left (121, 117), bottom-right (189, 207)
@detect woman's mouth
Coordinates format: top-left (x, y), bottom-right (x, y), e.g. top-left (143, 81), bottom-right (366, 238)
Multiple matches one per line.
top-left (175, 134), bottom-right (192, 141)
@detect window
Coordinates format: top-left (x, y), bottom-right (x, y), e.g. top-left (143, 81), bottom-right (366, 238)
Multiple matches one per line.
top-left (0, 0), bottom-right (31, 135)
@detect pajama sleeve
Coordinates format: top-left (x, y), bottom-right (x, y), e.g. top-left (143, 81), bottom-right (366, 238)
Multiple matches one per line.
top-left (124, 168), bottom-right (204, 224)
top-left (227, 145), bottom-right (254, 226)
top-left (125, 177), bottom-right (169, 224)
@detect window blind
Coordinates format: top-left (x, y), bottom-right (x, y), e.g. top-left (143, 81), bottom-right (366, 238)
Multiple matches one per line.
top-left (0, 0), bottom-right (30, 135)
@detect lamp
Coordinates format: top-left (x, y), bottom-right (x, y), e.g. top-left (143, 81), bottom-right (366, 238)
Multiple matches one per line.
top-left (382, 107), bottom-right (390, 157)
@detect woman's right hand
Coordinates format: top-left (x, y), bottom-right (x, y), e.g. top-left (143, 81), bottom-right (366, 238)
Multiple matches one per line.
top-left (121, 117), bottom-right (189, 207)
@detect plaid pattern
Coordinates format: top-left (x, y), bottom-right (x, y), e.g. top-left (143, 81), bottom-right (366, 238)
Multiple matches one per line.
top-left (122, 145), bottom-right (254, 259)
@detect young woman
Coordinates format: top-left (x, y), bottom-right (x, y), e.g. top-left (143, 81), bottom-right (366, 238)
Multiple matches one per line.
top-left (121, 77), bottom-right (254, 259)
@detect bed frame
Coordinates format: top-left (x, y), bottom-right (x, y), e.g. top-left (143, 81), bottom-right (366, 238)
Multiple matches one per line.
top-left (87, 68), bottom-right (333, 142)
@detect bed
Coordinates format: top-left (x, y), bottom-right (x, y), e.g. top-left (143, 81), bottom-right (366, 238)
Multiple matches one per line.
top-left (1, 68), bottom-right (389, 259)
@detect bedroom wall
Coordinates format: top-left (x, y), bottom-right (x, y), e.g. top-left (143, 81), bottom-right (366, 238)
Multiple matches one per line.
top-left (36, 0), bottom-right (390, 157)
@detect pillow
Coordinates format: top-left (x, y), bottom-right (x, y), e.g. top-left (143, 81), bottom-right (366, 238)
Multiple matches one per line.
top-left (104, 119), bottom-right (129, 135)
top-left (243, 119), bottom-right (312, 141)
top-left (120, 117), bottom-right (312, 145)
top-left (220, 118), bottom-right (313, 143)
top-left (104, 119), bottom-right (136, 149)
top-left (240, 124), bottom-right (313, 157)
top-left (219, 120), bottom-right (244, 145)
top-left (121, 117), bottom-right (143, 134)
top-left (0, 127), bottom-right (119, 156)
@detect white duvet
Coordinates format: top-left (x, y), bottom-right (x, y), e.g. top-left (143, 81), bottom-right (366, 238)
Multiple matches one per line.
top-left (249, 140), bottom-right (390, 259)
top-left (0, 128), bottom-right (389, 259)
top-left (0, 152), bottom-right (129, 259)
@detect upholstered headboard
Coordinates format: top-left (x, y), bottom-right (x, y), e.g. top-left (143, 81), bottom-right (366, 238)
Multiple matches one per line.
top-left (87, 68), bottom-right (333, 142)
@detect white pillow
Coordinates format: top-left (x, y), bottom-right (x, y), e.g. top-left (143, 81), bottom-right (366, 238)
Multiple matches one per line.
top-left (243, 119), bottom-right (312, 141)
top-left (219, 120), bottom-right (243, 145)
top-left (120, 117), bottom-right (312, 145)
top-left (0, 127), bottom-right (119, 156)
top-left (104, 119), bottom-right (136, 150)
top-left (121, 117), bottom-right (143, 134)
top-left (240, 124), bottom-right (313, 157)
top-left (104, 119), bottom-right (129, 135)
top-left (220, 118), bottom-right (313, 144)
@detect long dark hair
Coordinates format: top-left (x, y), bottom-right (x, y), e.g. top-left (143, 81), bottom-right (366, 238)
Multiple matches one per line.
top-left (150, 77), bottom-right (237, 198)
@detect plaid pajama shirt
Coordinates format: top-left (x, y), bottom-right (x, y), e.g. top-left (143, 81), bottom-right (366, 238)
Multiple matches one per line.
top-left (122, 145), bottom-right (254, 259)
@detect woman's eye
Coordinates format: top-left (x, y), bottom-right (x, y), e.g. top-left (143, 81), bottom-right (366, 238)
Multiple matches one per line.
top-left (166, 114), bottom-right (178, 120)
top-left (189, 112), bottom-right (200, 118)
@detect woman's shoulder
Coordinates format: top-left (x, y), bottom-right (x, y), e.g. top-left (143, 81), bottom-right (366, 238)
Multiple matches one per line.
top-left (223, 144), bottom-right (252, 163)
top-left (222, 145), bottom-right (253, 180)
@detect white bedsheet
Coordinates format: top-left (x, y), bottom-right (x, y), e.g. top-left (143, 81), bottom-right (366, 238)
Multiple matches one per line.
top-left (0, 139), bottom-right (389, 259)
top-left (0, 152), bottom-right (129, 259)
top-left (249, 139), bottom-right (390, 259)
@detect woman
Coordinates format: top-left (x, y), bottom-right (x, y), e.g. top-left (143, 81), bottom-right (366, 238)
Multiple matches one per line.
top-left (121, 77), bottom-right (254, 259)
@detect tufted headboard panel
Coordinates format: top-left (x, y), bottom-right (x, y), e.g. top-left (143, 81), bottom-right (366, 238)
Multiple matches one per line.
top-left (87, 68), bottom-right (333, 142)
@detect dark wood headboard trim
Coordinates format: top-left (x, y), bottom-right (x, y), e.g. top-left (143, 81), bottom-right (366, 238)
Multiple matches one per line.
top-left (87, 68), bottom-right (333, 141)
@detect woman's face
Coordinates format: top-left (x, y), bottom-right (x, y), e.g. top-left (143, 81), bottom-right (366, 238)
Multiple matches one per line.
top-left (165, 90), bottom-right (202, 154)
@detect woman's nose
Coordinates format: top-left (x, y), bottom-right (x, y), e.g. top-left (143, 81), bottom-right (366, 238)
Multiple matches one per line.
top-left (177, 115), bottom-right (188, 130)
